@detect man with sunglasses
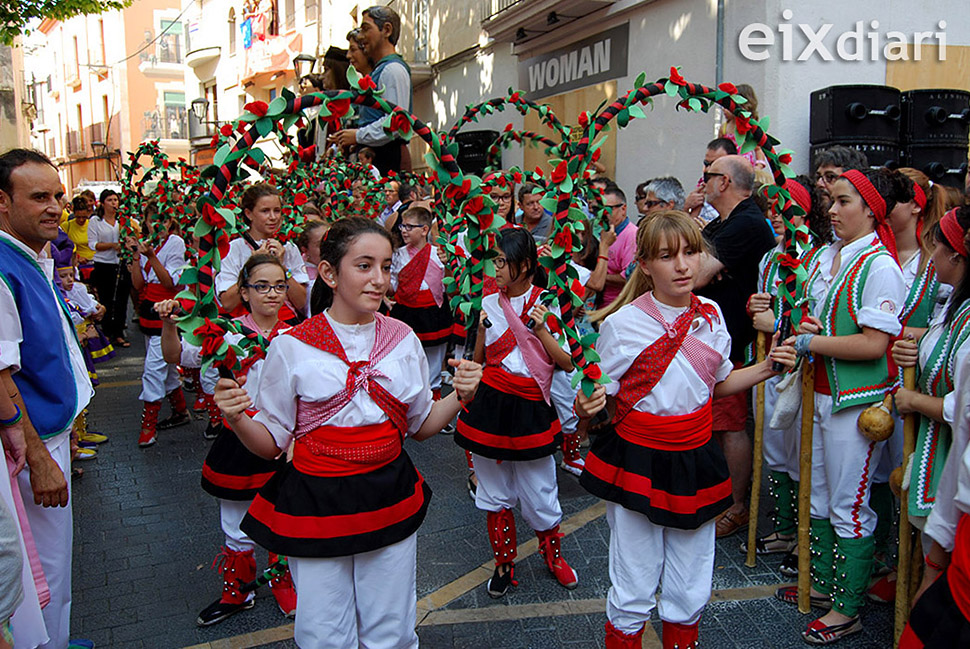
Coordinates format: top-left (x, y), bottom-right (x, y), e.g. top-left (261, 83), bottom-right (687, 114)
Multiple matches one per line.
top-left (330, 6), bottom-right (411, 175)
top-left (636, 176), bottom-right (685, 224)
top-left (695, 154), bottom-right (776, 539)
top-left (684, 138), bottom-right (737, 226)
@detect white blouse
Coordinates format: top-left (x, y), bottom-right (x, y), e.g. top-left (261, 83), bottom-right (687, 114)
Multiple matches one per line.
top-left (215, 236), bottom-right (309, 297)
top-left (480, 288), bottom-right (558, 377)
top-left (597, 293), bottom-right (734, 417)
top-left (253, 312), bottom-right (433, 451)
top-left (140, 235), bottom-right (186, 285)
top-left (86, 216), bottom-right (120, 264)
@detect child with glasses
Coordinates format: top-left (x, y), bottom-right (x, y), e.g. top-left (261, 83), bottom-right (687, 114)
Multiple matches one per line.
top-left (157, 254), bottom-right (298, 626)
top-left (388, 206), bottom-right (453, 399)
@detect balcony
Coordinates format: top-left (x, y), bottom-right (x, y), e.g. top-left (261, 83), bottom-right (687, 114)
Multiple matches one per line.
top-left (481, 0), bottom-right (617, 44)
top-left (240, 31), bottom-right (303, 88)
top-left (65, 130), bottom-right (84, 158)
top-left (186, 46), bottom-right (221, 69)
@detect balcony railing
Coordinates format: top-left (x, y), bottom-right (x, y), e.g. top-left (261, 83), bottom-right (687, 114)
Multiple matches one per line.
top-left (65, 130), bottom-right (83, 157)
top-left (482, 0), bottom-right (526, 21)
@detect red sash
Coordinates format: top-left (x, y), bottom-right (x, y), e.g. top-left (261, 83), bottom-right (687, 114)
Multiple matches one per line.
top-left (949, 513), bottom-right (970, 622)
top-left (616, 401), bottom-right (713, 451)
top-left (614, 293), bottom-right (720, 423)
top-left (141, 283), bottom-right (178, 303)
top-left (483, 365), bottom-right (544, 401)
top-left (294, 420), bottom-right (402, 477)
top-left (288, 313), bottom-right (413, 435)
top-left (396, 244), bottom-right (431, 304)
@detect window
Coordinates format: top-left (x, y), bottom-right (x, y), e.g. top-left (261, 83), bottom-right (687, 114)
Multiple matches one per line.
top-left (228, 9), bottom-right (236, 55)
top-left (305, 0), bottom-right (317, 24)
top-left (204, 83), bottom-right (219, 124)
top-left (97, 19), bottom-right (106, 65)
top-left (414, 0), bottom-right (429, 63)
top-left (164, 91), bottom-right (187, 139)
top-left (284, 0), bottom-right (295, 31)
top-left (158, 20), bottom-right (183, 63)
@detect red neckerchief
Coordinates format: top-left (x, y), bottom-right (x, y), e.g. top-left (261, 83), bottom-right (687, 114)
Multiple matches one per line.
top-left (289, 313), bottom-right (412, 435)
top-left (614, 292), bottom-right (719, 423)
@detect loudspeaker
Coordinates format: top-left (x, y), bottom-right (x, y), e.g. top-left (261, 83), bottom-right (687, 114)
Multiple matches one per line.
top-left (455, 130), bottom-right (500, 177)
top-left (905, 143), bottom-right (969, 189)
top-left (811, 141), bottom-right (904, 171)
top-left (902, 89), bottom-right (970, 144)
top-left (810, 85), bottom-right (902, 145)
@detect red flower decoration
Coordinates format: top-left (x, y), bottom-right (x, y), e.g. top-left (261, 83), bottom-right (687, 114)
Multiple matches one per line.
top-left (202, 204), bottom-right (227, 229)
top-left (718, 82), bottom-right (738, 94)
top-left (465, 196), bottom-right (485, 214)
top-left (328, 98), bottom-right (351, 118)
top-left (735, 115), bottom-right (753, 134)
top-left (479, 210), bottom-right (494, 231)
top-left (503, 123), bottom-right (514, 132)
top-left (217, 232), bottom-right (231, 259)
top-left (550, 160), bottom-right (569, 184)
top-left (779, 153), bottom-right (792, 164)
top-left (390, 112), bottom-right (411, 134)
top-left (583, 364), bottom-right (602, 380)
top-left (512, 171), bottom-right (523, 184)
top-left (358, 75), bottom-right (378, 91)
top-left (297, 145), bottom-right (316, 163)
top-left (553, 227), bottom-right (573, 252)
top-left (193, 317), bottom-right (225, 340)
top-left (591, 148), bottom-right (602, 162)
top-left (578, 111), bottom-right (589, 128)
top-left (200, 334), bottom-right (223, 358)
top-left (509, 92), bottom-right (521, 103)
top-left (669, 67), bottom-right (687, 87)
top-left (294, 192), bottom-right (308, 206)
top-left (244, 101), bottom-right (269, 117)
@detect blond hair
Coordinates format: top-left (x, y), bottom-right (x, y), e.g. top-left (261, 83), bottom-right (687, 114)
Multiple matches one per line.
top-left (591, 210), bottom-right (704, 323)
top-left (897, 167), bottom-right (945, 275)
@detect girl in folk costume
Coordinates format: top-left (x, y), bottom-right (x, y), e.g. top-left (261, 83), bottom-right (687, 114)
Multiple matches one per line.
top-left (213, 218), bottom-right (483, 648)
top-left (216, 183), bottom-right (309, 324)
top-left (893, 208), bottom-right (970, 528)
top-left (127, 216), bottom-right (188, 448)
top-left (744, 177), bottom-right (830, 569)
top-left (455, 227), bottom-right (580, 599)
top-left (776, 168), bottom-right (907, 644)
top-left (575, 211), bottom-right (796, 649)
top-left (389, 205), bottom-right (452, 400)
top-left (869, 168), bottom-right (951, 592)
top-left (159, 255), bottom-right (298, 626)
top-left (899, 311), bottom-right (970, 648)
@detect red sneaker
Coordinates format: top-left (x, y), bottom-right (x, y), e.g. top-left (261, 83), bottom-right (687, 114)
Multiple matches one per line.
top-left (536, 526), bottom-right (578, 589)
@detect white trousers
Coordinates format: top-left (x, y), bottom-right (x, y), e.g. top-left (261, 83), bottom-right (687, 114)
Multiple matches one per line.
top-left (759, 374), bottom-right (801, 479)
top-left (423, 343), bottom-right (447, 391)
top-left (550, 369), bottom-right (580, 437)
top-left (810, 394), bottom-right (884, 538)
top-left (606, 503), bottom-right (715, 634)
top-left (288, 533), bottom-right (419, 649)
top-left (16, 434), bottom-right (72, 649)
top-left (3, 457), bottom-right (48, 649)
top-left (139, 335), bottom-right (181, 402)
top-left (219, 499), bottom-right (254, 552)
top-left (472, 454), bottom-right (562, 532)
top-left (873, 416), bottom-right (903, 483)
top-left (200, 364), bottom-right (219, 395)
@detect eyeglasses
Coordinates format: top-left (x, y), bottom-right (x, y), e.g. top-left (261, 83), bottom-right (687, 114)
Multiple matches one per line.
top-left (635, 194), bottom-right (647, 201)
top-left (398, 223), bottom-right (427, 232)
top-left (816, 172), bottom-right (840, 185)
top-left (245, 282), bottom-right (288, 294)
top-left (604, 203), bottom-right (625, 210)
top-left (702, 172), bottom-right (727, 184)
top-left (493, 194), bottom-right (512, 201)
top-left (493, 257), bottom-right (508, 269)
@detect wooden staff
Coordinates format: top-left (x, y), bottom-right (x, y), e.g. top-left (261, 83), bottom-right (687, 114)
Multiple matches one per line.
top-left (746, 332), bottom-right (768, 567)
top-left (797, 359), bottom-right (815, 613)
top-left (894, 366), bottom-right (918, 646)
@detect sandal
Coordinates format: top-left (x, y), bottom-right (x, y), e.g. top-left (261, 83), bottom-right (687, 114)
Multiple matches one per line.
top-left (466, 474), bottom-right (477, 500)
top-left (779, 549), bottom-right (799, 578)
top-left (715, 508), bottom-right (749, 538)
top-left (801, 616), bottom-right (862, 645)
top-left (775, 585), bottom-right (832, 610)
top-left (740, 531), bottom-right (796, 555)
top-left (114, 337), bottom-right (131, 348)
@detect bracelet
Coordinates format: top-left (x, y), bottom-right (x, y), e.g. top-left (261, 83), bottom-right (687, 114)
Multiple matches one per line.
top-left (925, 556), bottom-right (946, 572)
top-left (0, 404), bottom-right (22, 427)
top-left (794, 334), bottom-right (815, 358)
top-left (597, 255), bottom-right (609, 262)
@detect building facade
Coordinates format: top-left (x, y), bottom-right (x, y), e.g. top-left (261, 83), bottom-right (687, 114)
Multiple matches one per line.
top-left (25, 0), bottom-right (189, 192)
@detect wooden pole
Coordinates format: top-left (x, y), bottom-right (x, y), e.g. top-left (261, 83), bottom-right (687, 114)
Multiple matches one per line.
top-left (797, 360), bottom-right (815, 614)
top-left (746, 332), bottom-right (768, 567)
top-left (894, 366), bottom-right (918, 646)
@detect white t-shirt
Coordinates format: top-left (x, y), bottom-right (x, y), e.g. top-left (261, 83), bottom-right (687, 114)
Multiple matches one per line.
top-left (139, 234), bottom-right (186, 285)
top-left (480, 288), bottom-right (559, 378)
top-left (215, 236), bottom-right (309, 298)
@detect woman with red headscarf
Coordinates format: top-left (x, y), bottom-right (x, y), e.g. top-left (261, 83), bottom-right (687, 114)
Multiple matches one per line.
top-left (774, 167), bottom-right (907, 644)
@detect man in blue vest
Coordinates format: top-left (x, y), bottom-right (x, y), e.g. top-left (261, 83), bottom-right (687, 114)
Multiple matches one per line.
top-left (0, 149), bottom-right (94, 648)
top-left (331, 6), bottom-right (412, 175)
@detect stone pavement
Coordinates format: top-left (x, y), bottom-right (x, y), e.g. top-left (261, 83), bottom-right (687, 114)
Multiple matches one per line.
top-left (71, 334), bottom-right (895, 648)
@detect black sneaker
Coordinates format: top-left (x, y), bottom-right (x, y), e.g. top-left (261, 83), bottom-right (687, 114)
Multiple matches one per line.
top-left (486, 564), bottom-right (516, 599)
top-left (203, 421), bottom-right (224, 440)
top-left (196, 597), bottom-right (255, 626)
top-left (157, 411), bottom-right (191, 430)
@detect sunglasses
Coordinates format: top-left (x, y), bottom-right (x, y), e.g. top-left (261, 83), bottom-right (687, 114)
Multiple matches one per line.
top-left (702, 172), bottom-right (727, 184)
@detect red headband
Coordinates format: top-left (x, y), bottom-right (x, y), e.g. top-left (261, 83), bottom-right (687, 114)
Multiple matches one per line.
top-left (940, 208), bottom-right (968, 257)
top-left (785, 180), bottom-right (812, 216)
top-left (841, 169), bottom-right (898, 263)
top-left (912, 181), bottom-right (927, 210)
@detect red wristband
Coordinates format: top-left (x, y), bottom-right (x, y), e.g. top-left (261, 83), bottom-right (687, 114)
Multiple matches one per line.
top-left (925, 556), bottom-right (946, 572)
top-left (598, 255), bottom-right (608, 262)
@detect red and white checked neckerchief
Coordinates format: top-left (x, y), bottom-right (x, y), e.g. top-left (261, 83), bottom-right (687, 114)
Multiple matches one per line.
top-left (614, 292), bottom-right (722, 423)
top-left (289, 313), bottom-right (412, 437)
top-left (485, 285), bottom-right (543, 366)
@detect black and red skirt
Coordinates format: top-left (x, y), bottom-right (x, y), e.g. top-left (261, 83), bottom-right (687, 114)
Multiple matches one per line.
top-left (456, 366), bottom-right (562, 462)
top-left (579, 402), bottom-right (731, 530)
top-left (201, 426), bottom-right (285, 501)
top-left (390, 290), bottom-right (453, 347)
top-left (241, 422), bottom-right (431, 558)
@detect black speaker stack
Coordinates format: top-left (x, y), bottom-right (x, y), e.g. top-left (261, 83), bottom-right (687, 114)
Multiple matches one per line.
top-left (454, 130), bottom-right (500, 177)
top-left (810, 84), bottom-right (969, 188)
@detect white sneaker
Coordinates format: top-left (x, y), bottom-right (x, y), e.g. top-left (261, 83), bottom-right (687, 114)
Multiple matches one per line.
top-left (560, 456), bottom-right (585, 476)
